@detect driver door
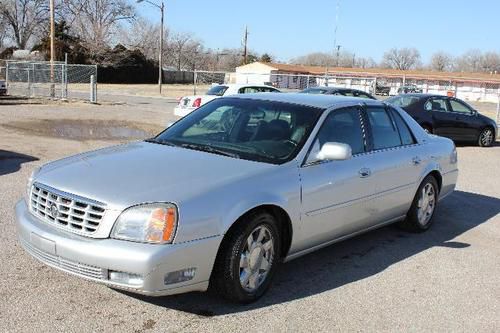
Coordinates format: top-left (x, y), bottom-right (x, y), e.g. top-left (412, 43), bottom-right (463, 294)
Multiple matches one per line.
top-left (297, 106), bottom-right (378, 251)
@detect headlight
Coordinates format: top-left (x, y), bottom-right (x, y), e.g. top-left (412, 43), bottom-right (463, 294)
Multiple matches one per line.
top-left (25, 167), bottom-right (41, 203)
top-left (111, 203), bottom-right (178, 244)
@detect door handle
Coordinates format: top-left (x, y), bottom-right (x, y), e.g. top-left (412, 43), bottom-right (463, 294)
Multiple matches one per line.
top-left (358, 168), bottom-right (371, 178)
top-left (412, 156), bottom-right (421, 165)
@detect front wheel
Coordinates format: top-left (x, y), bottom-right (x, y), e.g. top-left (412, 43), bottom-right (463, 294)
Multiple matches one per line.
top-left (210, 211), bottom-right (281, 303)
top-left (399, 175), bottom-right (439, 232)
top-left (478, 127), bottom-right (494, 147)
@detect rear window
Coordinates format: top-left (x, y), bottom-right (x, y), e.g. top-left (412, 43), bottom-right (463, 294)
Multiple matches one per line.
top-left (386, 96), bottom-right (420, 108)
top-left (301, 88), bottom-right (328, 94)
top-left (206, 85), bottom-right (229, 96)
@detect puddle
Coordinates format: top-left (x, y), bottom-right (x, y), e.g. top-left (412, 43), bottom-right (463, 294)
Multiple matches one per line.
top-left (3, 119), bottom-right (160, 141)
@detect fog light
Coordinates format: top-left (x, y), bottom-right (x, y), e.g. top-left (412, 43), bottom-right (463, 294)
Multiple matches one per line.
top-left (109, 271), bottom-right (144, 286)
top-left (164, 268), bottom-right (196, 285)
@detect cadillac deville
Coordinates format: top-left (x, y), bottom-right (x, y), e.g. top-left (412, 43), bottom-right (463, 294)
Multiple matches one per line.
top-left (16, 93), bottom-right (458, 303)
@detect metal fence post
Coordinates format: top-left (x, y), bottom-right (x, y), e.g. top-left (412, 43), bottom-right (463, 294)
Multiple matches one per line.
top-left (193, 70), bottom-right (197, 95)
top-left (90, 75), bottom-right (97, 103)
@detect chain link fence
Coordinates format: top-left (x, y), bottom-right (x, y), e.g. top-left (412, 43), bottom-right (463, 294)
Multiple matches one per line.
top-left (5, 61), bottom-right (98, 102)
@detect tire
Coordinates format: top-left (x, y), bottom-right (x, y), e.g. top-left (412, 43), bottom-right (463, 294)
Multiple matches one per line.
top-left (399, 175), bottom-right (439, 232)
top-left (210, 211), bottom-right (281, 303)
top-left (478, 127), bottom-right (494, 147)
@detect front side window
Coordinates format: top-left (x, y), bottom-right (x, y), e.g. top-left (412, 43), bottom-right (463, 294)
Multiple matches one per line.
top-left (155, 98), bottom-right (323, 164)
top-left (308, 107), bottom-right (366, 162)
top-left (449, 99), bottom-right (473, 114)
top-left (424, 98), bottom-right (448, 112)
top-left (365, 106), bottom-right (402, 150)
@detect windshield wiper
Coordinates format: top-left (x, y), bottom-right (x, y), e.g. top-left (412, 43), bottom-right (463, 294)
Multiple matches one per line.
top-left (179, 143), bottom-right (240, 159)
top-left (144, 138), bottom-right (177, 147)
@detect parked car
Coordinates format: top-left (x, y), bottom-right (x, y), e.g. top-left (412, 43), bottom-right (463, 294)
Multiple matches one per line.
top-left (300, 86), bottom-right (376, 99)
top-left (0, 80), bottom-right (6, 95)
top-left (375, 83), bottom-right (391, 96)
top-left (397, 84), bottom-right (423, 94)
top-left (386, 94), bottom-right (498, 147)
top-left (174, 84), bottom-right (280, 117)
top-left (16, 93), bottom-right (458, 303)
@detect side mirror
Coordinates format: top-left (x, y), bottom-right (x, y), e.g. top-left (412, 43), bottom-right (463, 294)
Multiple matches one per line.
top-left (317, 142), bottom-right (352, 161)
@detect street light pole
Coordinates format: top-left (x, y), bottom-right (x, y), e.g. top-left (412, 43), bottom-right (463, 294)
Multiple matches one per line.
top-left (137, 0), bottom-right (164, 95)
top-left (49, 0), bottom-right (55, 97)
top-left (159, 1), bottom-right (164, 95)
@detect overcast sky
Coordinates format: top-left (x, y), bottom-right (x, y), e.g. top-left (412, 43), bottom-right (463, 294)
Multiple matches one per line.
top-left (133, 0), bottom-right (500, 62)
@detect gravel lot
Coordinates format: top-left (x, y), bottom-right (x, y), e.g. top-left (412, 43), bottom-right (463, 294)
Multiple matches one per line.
top-left (0, 95), bottom-right (499, 332)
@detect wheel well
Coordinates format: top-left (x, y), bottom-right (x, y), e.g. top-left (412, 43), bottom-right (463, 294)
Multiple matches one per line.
top-left (427, 170), bottom-right (442, 192)
top-left (223, 205), bottom-right (293, 259)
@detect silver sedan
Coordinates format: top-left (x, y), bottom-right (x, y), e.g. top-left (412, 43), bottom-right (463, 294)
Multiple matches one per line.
top-left (15, 93), bottom-right (458, 303)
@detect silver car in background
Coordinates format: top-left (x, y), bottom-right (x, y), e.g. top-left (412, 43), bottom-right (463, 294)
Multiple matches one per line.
top-left (15, 93), bottom-right (458, 303)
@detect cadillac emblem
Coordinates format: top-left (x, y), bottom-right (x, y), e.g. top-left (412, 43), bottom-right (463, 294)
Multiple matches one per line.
top-left (50, 204), bottom-right (59, 219)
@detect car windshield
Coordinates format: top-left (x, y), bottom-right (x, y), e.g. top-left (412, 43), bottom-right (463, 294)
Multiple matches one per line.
top-left (300, 88), bottom-right (329, 94)
top-left (386, 95), bottom-right (420, 108)
top-left (153, 98), bottom-right (323, 164)
top-left (206, 85), bottom-right (229, 96)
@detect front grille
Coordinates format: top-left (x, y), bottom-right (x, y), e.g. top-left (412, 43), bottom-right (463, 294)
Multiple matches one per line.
top-left (20, 238), bottom-right (106, 280)
top-left (30, 183), bottom-right (106, 236)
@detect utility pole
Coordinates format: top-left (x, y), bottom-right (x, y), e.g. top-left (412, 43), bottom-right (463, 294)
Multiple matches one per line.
top-left (49, 0), bottom-right (55, 97)
top-left (336, 45), bottom-right (341, 67)
top-left (243, 26), bottom-right (248, 65)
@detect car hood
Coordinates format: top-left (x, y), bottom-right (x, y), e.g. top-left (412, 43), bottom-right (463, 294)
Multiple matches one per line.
top-left (35, 141), bottom-right (275, 210)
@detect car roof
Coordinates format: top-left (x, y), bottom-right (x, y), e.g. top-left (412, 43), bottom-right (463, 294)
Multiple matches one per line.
top-left (220, 83), bottom-right (277, 89)
top-left (227, 92), bottom-right (382, 109)
top-left (393, 93), bottom-right (444, 98)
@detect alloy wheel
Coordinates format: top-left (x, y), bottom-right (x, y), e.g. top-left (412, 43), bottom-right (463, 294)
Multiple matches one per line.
top-left (239, 225), bottom-right (274, 292)
top-left (417, 183), bottom-right (436, 226)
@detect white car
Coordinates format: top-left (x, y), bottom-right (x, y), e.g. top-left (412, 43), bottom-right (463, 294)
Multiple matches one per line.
top-left (174, 84), bottom-right (280, 117)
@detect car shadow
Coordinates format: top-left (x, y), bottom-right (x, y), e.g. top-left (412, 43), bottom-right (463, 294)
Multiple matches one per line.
top-left (119, 190), bottom-right (500, 316)
top-left (0, 150), bottom-right (39, 176)
top-left (0, 95), bottom-right (42, 105)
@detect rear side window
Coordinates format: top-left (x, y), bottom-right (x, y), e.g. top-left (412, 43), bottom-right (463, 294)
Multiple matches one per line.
top-left (386, 95), bottom-right (420, 108)
top-left (389, 108), bottom-right (416, 145)
top-left (206, 85), bottom-right (228, 96)
top-left (424, 98), bottom-right (448, 112)
top-left (365, 107), bottom-right (402, 150)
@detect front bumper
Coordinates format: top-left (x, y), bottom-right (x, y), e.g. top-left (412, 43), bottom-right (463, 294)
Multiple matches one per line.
top-left (15, 200), bottom-right (222, 296)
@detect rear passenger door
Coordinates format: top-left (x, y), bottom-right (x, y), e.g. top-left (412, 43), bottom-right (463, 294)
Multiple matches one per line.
top-left (363, 105), bottom-right (425, 223)
top-left (425, 97), bottom-right (459, 138)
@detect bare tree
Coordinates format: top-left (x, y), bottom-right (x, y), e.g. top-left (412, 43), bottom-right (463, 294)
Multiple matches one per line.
top-left (61, 0), bottom-right (135, 56)
top-left (455, 49), bottom-right (482, 72)
top-left (430, 52), bottom-right (453, 71)
top-left (382, 48), bottom-right (421, 70)
top-left (0, 0), bottom-right (49, 49)
top-left (479, 51), bottom-right (500, 73)
top-left (291, 52), bottom-right (335, 67)
top-left (117, 18), bottom-right (167, 61)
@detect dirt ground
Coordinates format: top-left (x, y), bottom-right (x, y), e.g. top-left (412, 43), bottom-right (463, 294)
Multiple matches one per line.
top-left (0, 96), bottom-right (499, 332)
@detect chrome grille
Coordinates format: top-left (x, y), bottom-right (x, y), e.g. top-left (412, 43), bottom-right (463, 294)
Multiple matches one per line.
top-left (30, 183), bottom-right (106, 236)
top-left (20, 238), bottom-right (106, 280)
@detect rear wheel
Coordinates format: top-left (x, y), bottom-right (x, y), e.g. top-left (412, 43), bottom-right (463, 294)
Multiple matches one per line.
top-left (399, 175), bottom-right (439, 232)
top-left (210, 211), bottom-right (281, 303)
top-left (478, 127), bottom-right (494, 147)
